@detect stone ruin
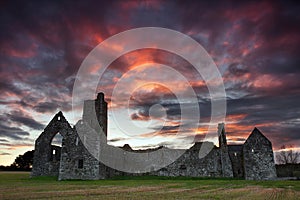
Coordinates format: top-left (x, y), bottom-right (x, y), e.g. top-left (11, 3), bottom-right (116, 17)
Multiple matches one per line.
top-left (31, 92), bottom-right (277, 180)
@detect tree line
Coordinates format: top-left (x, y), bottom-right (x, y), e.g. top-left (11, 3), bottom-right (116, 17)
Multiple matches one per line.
top-left (276, 145), bottom-right (299, 165)
top-left (0, 150), bottom-right (34, 171)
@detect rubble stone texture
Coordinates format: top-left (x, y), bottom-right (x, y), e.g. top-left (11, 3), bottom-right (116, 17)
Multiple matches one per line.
top-left (31, 93), bottom-right (277, 180)
top-left (243, 128), bottom-right (277, 180)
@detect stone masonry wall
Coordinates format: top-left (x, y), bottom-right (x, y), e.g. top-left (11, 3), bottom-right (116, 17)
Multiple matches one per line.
top-left (152, 142), bottom-right (223, 177)
top-left (97, 142), bottom-right (225, 178)
top-left (228, 145), bottom-right (244, 178)
top-left (58, 123), bottom-right (101, 180)
top-left (31, 112), bottom-right (72, 177)
top-left (243, 128), bottom-right (277, 180)
top-left (218, 123), bottom-right (234, 177)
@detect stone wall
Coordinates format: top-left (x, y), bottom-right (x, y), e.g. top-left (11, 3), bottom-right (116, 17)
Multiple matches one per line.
top-left (98, 142), bottom-right (229, 178)
top-left (228, 145), bottom-right (244, 178)
top-left (58, 125), bottom-right (101, 180)
top-left (243, 128), bottom-right (277, 180)
top-left (153, 142), bottom-right (224, 177)
top-left (218, 123), bottom-right (234, 177)
top-left (31, 112), bottom-right (72, 177)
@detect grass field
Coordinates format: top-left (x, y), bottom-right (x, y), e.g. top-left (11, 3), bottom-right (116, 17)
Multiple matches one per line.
top-left (0, 172), bottom-right (299, 200)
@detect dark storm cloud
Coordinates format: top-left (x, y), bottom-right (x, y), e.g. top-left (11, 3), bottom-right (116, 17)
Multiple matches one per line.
top-left (151, 125), bottom-right (180, 133)
top-left (0, 80), bottom-right (25, 97)
top-left (130, 96), bottom-right (211, 123)
top-left (0, 112), bottom-right (40, 142)
top-left (0, 142), bottom-right (33, 151)
top-left (5, 111), bottom-right (44, 130)
top-left (226, 94), bottom-right (300, 124)
top-left (0, 152), bottom-right (11, 156)
top-left (224, 1), bottom-right (300, 78)
top-left (129, 0), bottom-right (179, 29)
top-left (130, 102), bottom-right (182, 121)
top-left (225, 93), bottom-right (300, 146)
top-left (178, 0), bottom-right (300, 82)
top-left (0, 0), bottom-right (113, 100)
top-left (130, 112), bottom-right (148, 121)
top-left (33, 102), bottom-right (60, 113)
top-left (0, 139), bottom-right (9, 142)
top-left (129, 85), bottom-right (300, 147)
top-left (0, 123), bottom-right (30, 140)
top-left (228, 63), bottom-right (249, 77)
top-left (108, 137), bottom-right (129, 143)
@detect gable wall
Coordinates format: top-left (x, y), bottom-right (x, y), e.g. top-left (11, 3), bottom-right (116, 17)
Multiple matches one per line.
top-left (243, 130), bottom-right (277, 180)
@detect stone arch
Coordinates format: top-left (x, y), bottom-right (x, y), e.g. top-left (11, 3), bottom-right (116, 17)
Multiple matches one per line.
top-left (31, 111), bottom-right (73, 177)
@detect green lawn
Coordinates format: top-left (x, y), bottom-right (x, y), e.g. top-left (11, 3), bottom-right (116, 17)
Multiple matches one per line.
top-left (0, 172), bottom-right (299, 200)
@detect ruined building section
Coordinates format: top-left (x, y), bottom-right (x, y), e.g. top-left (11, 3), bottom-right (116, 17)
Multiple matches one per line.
top-left (243, 128), bottom-right (277, 180)
top-left (154, 142), bottom-right (224, 177)
top-left (32, 93), bottom-right (109, 180)
top-left (31, 112), bottom-right (73, 177)
top-left (57, 121), bottom-right (103, 180)
top-left (228, 145), bottom-right (244, 178)
top-left (82, 92), bottom-right (107, 143)
top-left (32, 92), bottom-right (277, 180)
top-left (218, 123), bottom-right (234, 177)
top-left (156, 125), bottom-right (234, 178)
top-left (59, 93), bottom-right (108, 180)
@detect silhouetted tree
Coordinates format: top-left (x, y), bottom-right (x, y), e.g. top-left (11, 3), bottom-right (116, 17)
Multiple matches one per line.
top-left (276, 145), bottom-right (299, 164)
top-left (11, 150), bottom-right (34, 170)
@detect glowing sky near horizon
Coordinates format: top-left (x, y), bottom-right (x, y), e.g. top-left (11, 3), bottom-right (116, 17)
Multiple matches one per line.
top-left (1, 0), bottom-right (300, 166)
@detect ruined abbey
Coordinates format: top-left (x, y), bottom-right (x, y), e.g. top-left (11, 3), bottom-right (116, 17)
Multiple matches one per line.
top-left (31, 93), bottom-right (277, 180)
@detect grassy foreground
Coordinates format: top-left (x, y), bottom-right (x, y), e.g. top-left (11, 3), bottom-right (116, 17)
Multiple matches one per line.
top-left (0, 172), bottom-right (299, 200)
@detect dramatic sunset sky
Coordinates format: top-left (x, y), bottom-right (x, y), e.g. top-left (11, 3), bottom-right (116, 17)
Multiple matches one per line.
top-left (1, 0), bottom-right (300, 166)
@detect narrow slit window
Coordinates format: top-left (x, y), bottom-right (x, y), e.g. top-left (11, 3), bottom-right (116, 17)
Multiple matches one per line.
top-left (78, 159), bottom-right (83, 169)
top-left (179, 164), bottom-right (186, 170)
top-left (75, 137), bottom-right (79, 146)
top-left (58, 116), bottom-right (60, 120)
top-left (52, 149), bottom-right (56, 155)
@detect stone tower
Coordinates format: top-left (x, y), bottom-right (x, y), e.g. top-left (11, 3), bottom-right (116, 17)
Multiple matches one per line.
top-left (218, 123), bottom-right (227, 148)
top-left (82, 92), bottom-right (108, 142)
top-left (218, 123), bottom-right (233, 177)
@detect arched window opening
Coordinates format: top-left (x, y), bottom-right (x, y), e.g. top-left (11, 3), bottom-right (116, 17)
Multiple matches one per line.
top-left (51, 133), bottom-right (63, 147)
top-left (50, 133), bottom-right (63, 162)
